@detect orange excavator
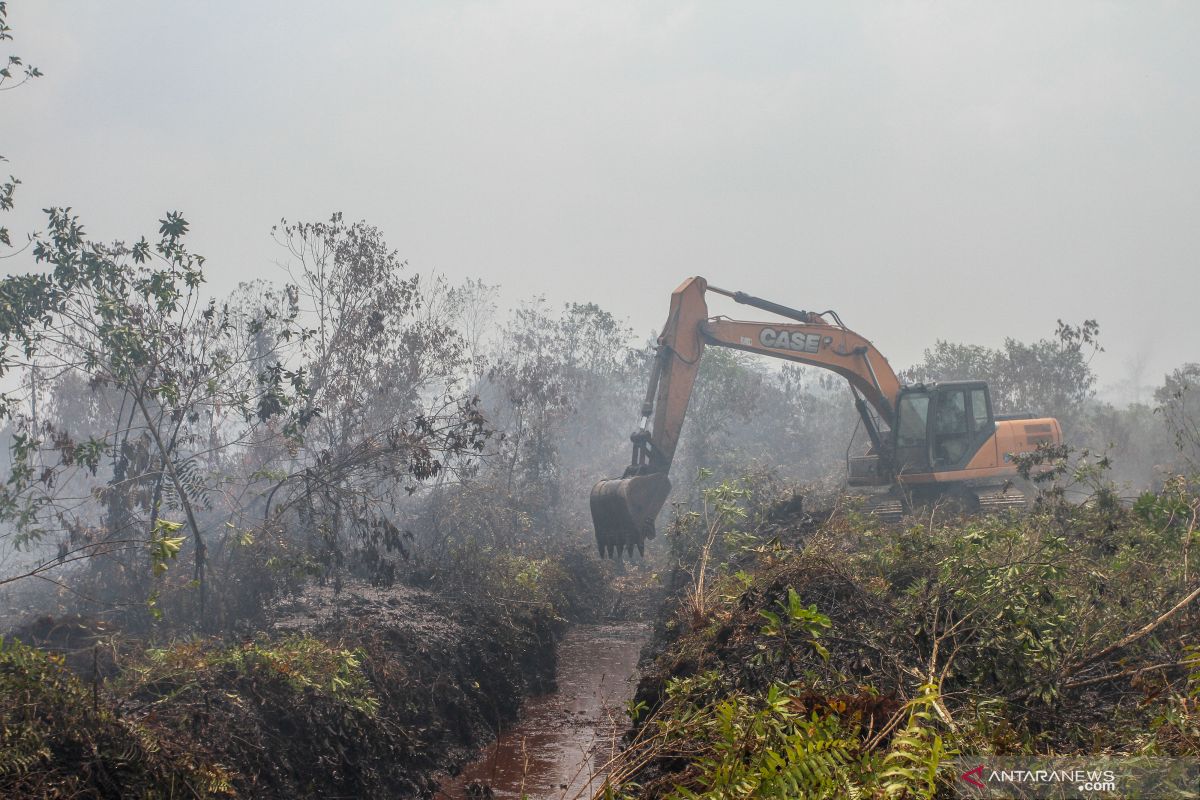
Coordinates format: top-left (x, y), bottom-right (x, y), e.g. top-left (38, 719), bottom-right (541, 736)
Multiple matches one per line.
top-left (591, 277), bottom-right (1063, 558)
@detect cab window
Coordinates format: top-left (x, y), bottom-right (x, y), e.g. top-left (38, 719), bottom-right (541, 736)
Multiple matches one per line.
top-left (896, 394), bottom-right (929, 447)
top-left (970, 388), bottom-right (990, 433)
top-left (932, 389), bottom-right (969, 464)
top-left (933, 390), bottom-right (967, 437)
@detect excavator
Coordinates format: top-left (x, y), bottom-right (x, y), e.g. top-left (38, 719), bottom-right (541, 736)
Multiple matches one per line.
top-left (591, 277), bottom-right (1062, 558)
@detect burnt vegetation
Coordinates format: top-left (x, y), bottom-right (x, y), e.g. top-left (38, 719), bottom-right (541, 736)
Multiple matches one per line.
top-left (599, 467), bottom-right (1200, 798)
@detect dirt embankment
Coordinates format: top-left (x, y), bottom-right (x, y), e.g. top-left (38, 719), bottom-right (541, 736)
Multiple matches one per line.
top-left (2, 580), bottom-right (566, 798)
top-left (603, 489), bottom-right (1200, 796)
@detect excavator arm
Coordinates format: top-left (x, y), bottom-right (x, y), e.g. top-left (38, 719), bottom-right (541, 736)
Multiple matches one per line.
top-left (591, 276), bottom-right (903, 557)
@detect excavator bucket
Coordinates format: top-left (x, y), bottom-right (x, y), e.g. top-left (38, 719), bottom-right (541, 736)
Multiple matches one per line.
top-left (590, 472), bottom-right (672, 558)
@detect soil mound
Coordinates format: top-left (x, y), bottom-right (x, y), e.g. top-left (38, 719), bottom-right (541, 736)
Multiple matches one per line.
top-left (2, 580), bottom-right (562, 798)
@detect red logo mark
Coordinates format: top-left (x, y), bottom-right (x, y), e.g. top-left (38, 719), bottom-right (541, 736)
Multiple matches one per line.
top-left (961, 765), bottom-right (986, 789)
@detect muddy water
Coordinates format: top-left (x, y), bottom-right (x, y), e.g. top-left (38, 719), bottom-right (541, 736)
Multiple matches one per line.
top-left (436, 623), bottom-right (649, 800)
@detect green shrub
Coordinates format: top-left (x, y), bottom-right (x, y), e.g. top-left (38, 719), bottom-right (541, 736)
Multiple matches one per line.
top-left (0, 636), bottom-right (230, 798)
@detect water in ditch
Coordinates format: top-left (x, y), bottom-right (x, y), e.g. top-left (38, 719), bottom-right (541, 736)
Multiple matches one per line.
top-left (435, 622), bottom-right (649, 800)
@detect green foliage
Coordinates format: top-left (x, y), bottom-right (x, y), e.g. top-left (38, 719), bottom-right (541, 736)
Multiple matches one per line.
top-left (148, 518), bottom-right (185, 576)
top-left (701, 477), bottom-right (753, 524)
top-left (133, 636), bottom-right (381, 717)
top-left (879, 683), bottom-right (947, 799)
top-left (671, 475), bottom-right (771, 626)
top-left (492, 553), bottom-right (570, 617)
top-left (0, 204), bottom-right (498, 631)
top-left (671, 473), bottom-right (771, 559)
top-left (1147, 644), bottom-right (1200, 757)
top-left (1135, 474), bottom-right (1199, 530)
top-left (1186, 646), bottom-right (1200, 700)
top-left (0, 636), bottom-right (231, 797)
top-left (607, 468), bottom-right (1200, 796)
top-left (661, 682), bottom-right (857, 800)
top-left (624, 668), bottom-right (950, 799)
top-left (759, 587), bottom-right (831, 662)
top-left (0, 205), bottom-right (314, 628)
top-left (857, 475), bottom-right (1200, 718)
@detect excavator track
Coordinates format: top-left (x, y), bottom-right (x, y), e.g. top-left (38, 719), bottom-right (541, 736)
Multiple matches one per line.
top-left (863, 496), bottom-right (906, 522)
top-left (972, 487), bottom-right (1029, 514)
top-left (859, 485), bottom-right (1028, 523)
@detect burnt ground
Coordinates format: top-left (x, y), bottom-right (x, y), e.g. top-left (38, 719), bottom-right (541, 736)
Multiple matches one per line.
top-left (267, 582), bottom-right (566, 794)
top-left (0, 538), bottom-right (671, 800)
top-left (633, 500), bottom-right (832, 677)
top-left (3, 580), bottom-right (568, 799)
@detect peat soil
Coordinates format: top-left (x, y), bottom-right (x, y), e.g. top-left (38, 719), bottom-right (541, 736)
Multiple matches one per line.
top-left (432, 565), bottom-right (665, 799)
top-left (4, 580), bottom-right (566, 798)
top-left (435, 622), bottom-right (650, 800)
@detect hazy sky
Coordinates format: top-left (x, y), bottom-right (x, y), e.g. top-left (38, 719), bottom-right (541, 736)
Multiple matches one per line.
top-left (6, 2), bottom-right (1199, 400)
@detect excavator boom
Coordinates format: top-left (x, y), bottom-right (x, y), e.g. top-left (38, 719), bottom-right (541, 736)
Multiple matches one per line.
top-left (591, 277), bottom-right (902, 557)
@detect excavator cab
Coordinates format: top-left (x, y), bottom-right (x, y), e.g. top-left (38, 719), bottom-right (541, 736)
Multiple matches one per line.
top-left (892, 382), bottom-right (995, 475)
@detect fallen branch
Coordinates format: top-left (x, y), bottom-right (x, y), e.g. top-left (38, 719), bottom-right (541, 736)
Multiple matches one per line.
top-left (1064, 661), bottom-right (1190, 691)
top-left (1067, 581), bottom-right (1200, 677)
